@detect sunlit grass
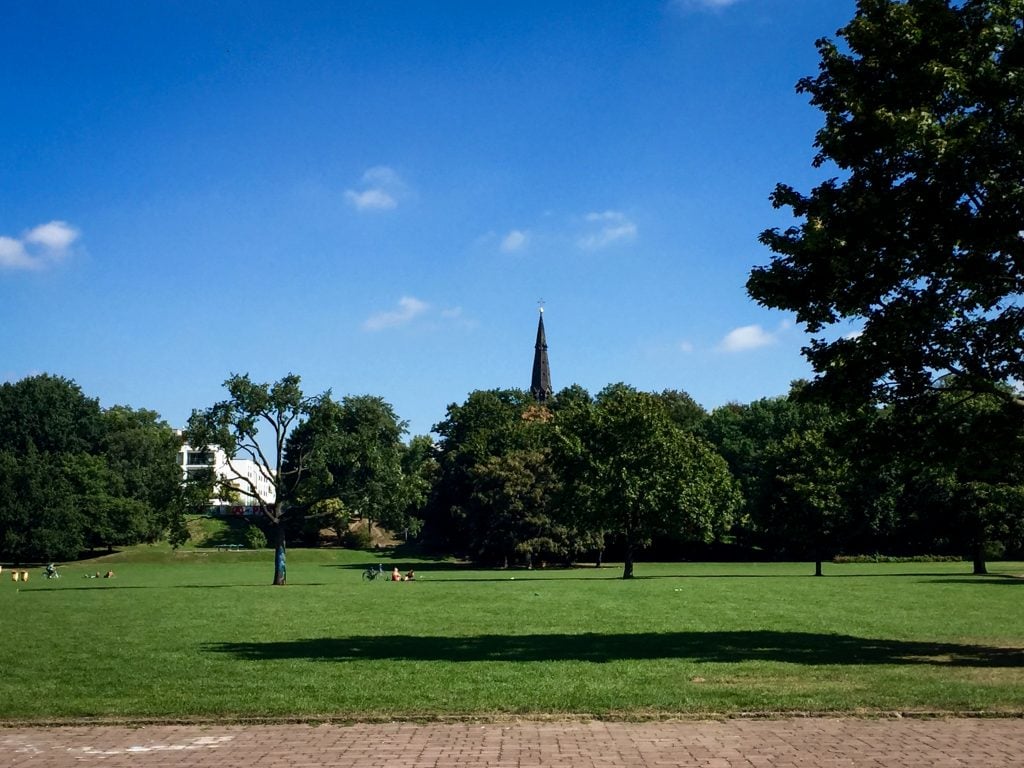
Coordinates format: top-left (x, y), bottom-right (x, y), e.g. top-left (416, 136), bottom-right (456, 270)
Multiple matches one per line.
top-left (2, 550), bottom-right (1022, 720)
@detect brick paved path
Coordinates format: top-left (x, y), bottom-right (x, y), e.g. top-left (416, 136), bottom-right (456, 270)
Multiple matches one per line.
top-left (3, 718), bottom-right (1023, 767)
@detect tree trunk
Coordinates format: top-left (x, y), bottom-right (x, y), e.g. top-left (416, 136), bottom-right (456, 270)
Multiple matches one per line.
top-left (972, 541), bottom-right (988, 575)
top-left (273, 524), bottom-right (287, 585)
top-left (595, 547), bottom-right (604, 568)
top-left (814, 558), bottom-right (823, 577)
top-left (622, 537), bottom-right (634, 579)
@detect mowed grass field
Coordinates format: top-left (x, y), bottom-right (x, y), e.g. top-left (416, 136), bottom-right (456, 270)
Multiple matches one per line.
top-left (2, 547), bottom-right (1022, 721)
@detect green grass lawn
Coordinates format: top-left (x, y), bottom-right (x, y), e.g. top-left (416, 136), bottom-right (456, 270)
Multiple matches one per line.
top-left (2, 547), bottom-right (1022, 720)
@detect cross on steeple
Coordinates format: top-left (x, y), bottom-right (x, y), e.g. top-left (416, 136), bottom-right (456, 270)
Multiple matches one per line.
top-left (530, 306), bottom-right (552, 403)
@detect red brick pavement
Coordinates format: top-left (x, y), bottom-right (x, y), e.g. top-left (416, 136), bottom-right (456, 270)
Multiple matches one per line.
top-left (2, 718), bottom-right (1023, 768)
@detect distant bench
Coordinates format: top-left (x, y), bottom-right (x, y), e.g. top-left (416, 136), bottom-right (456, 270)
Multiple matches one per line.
top-left (215, 544), bottom-right (245, 551)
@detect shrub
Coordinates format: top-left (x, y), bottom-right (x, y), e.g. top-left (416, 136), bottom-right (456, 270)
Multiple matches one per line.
top-left (341, 525), bottom-right (374, 550)
top-left (244, 525), bottom-right (268, 550)
top-left (832, 554), bottom-right (964, 564)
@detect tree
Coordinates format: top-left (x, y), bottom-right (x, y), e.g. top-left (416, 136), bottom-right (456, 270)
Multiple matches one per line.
top-left (187, 373), bottom-right (328, 585)
top-left (555, 385), bottom-right (740, 579)
top-left (427, 389), bottom-right (535, 555)
top-left (887, 384), bottom-right (1024, 572)
top-left (749, 0), bottom-right (1024, 407)
top-left (0, 374), bottom-right (102, 455)
top-left (0, 446), bottom-right (84, 561)
top-left (764, 427), bottom-right (850, 576)
top-left (285, 394), bottom-right (412, 546)
top-left (399, 434), bottom-right (438, 540)
top-left (99, 406), bottom-right (183, 543)
top-left (0, 376), bottom-right (182, 560)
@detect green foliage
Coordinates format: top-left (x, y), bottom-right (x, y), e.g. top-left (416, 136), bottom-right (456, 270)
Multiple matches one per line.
top-left (306, 395), bottom-right (410, 531)
top-left (750, 0), bottom-right (1024, 406)
top-left (0, 376), bottom-right (182, 561)
top-left (188, 373), bottom-right (330, 584)
top-left (428, 388), bottom-right (588, 565)
top-left (556, 384), bottom-right (740, 578)
top-left (244, 524), bottom-right (268, 550)
top-left (0, 374), bottom-right (102, 454)
top-left (340, 522), bottom-right (375, 550)
top-left (833, 554), bottom-right (964, 563)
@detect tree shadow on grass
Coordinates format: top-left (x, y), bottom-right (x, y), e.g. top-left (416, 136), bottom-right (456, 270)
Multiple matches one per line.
top-left (924, 575), bottom-right (1024, 586)
top-left (204, 630), bottom-right (1023, 667)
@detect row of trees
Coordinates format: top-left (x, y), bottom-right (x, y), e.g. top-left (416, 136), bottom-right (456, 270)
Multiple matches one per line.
top-left (0, 375), bottom-right (184, 560)
top-left (3, 370), bottom-right (1022, 581)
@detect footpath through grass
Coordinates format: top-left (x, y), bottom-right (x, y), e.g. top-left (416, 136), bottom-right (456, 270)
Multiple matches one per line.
top-left (2, 548), bottom-right (1022, 720)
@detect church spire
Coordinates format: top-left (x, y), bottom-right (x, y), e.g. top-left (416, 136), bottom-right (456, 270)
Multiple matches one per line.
top-left (530, 307), bottom-right (553, 403)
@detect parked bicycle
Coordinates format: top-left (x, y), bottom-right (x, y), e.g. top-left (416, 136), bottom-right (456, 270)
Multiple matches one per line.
top-left (362, 564), bottom-right (384, 581)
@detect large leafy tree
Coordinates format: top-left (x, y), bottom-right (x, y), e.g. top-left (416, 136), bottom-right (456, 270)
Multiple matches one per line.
top-left (287, 394), bottom-right (412, 540)
top-left (427, 389), bottom-right (535, 556)
top-left (187, 373), bottom-right (328, 585)
top-left (886, 384), bottom-right (1024, 572)
top-left (427, 388), bottom-right (585, 564)
top-left (0, 374), bottom-right (102, 454)
top-left (0, 376), bottom-right (182, 561)
top-left (749, 0), bottom-right (1024, 406)
top-left (556, 385), bottom-right (740, 579)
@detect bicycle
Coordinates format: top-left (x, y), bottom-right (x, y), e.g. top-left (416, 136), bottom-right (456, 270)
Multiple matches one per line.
top-left (362, 564), bottom-right (384, 581)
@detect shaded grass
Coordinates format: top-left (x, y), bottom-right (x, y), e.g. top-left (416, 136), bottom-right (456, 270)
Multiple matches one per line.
top-left (2, 552), bottom-right (1022, 720)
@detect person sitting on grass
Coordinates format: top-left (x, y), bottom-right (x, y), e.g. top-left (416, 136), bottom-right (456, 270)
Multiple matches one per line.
top-left (405, 570), bottom-right (415, 581)
top-left (391, 567), bottom-right (401, 581)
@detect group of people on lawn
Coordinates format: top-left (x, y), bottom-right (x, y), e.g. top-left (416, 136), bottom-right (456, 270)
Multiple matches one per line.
top-left (391, 567), bottom-right (415, 581)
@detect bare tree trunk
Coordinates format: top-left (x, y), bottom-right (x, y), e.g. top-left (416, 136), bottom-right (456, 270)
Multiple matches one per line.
top-left (622, 528), bottom-right (635, 579)
top-left (972, 541), bottom-right (988, 575)
top-left (273, 523), bottom-right (287, 585)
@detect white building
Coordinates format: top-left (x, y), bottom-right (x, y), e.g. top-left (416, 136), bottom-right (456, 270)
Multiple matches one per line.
top-left (176, 440), bottom-right (277, 508)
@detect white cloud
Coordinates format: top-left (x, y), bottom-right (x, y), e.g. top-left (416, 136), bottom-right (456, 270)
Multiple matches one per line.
top-left (578, 210), bottom-right (637, 250)
top-left (25, 220), bottom-right (79, 250)
top-left (363, 296), bottom-right (430, 331)
top-left (719, 324), bottom-right (777, 352)
top-left (440, 307), bottom-right (464, 319)
top-left (500, 229), bottom-right (529, 253)
top-left (345, 165), bottom-right (407, 212)
top-left (0, 237), bottom-right (34, 270)
top-left (679, 340), bottom-right (695, 353)
top-left (345, 188), bottom-right (397, 211)
top-left (0, 221), bottom-right (80, 271)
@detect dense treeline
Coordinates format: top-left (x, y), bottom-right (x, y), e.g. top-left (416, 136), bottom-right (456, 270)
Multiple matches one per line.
top-left (0, 375), bottom-right (184, 561)
top-left (2, 372), bottom-right (1022, 578)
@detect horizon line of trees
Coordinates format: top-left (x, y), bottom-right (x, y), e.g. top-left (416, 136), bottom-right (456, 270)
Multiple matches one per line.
top-left (3, 371), bottom-right (1022, 581)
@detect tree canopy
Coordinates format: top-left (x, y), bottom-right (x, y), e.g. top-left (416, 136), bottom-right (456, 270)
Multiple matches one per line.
top-left (749, 0), bottom-right (1024, 406)
top-left (555, 385), bottom-right (740, 578)
top-left (187, 373), bottom-right (328, 585)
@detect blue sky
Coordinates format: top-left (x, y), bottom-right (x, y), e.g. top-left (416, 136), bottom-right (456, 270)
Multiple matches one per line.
top-left (1, 0), bottom-right (858, 438)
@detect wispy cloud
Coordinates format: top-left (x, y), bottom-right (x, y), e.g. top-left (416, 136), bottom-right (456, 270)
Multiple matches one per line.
top-left (500, 229), bottom-right (529, 253)
top-left (671, 0), bottom-right (742, 13)
top-left (719, 324), bottom-right (778, 352)
top-left (0, 221), bottom-right (80, 271)
top-left (679, 340), bottom-right (695, 353)
top-left (577, 210), bottom-right (637, 250)
top-left (345, 166), bottom-right (408, 212)
top-left (363, 296), bottom-right (430, 331)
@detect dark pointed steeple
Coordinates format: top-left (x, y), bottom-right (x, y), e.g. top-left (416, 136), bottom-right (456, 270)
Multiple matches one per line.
top-left (531, 308), bottom-right (553, 403)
